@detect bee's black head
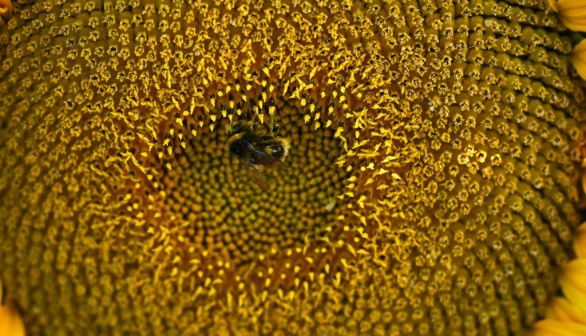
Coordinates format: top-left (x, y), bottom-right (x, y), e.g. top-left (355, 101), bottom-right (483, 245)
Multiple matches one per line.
top-left (265, 143), bottom-right (285, 159)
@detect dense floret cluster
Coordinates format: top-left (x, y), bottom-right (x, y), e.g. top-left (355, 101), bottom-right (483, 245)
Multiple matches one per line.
top-left (0, 1), bottom-right (584, 335)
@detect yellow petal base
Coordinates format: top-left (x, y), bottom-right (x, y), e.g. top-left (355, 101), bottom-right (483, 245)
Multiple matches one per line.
top-left (558, 0), bottom-right (586, 32)
top-left (0, 304), bottom-right (25, 336)
top-left (573, 40), bottom-right (586, 81)
top-left (532, 320), bottom-right (586, 336)
top-left (533, 222), bottom-right (586, 335)
top-left (0, 0), bottom-right (10, 26)
top-left (547, 298), bottom-right (586, 324)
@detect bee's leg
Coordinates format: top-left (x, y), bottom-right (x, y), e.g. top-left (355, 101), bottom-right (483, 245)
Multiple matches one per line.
top-left (272, 121), bottom-right (281, 135)
top-left (225, 119), bottom-right (234, 134)
top-left (226, 120), bottom-right (244, 136)
top-left (272, 121), bottom-right (280, 134)
top-left (251, 118), bottom-right (259, 133)
top-left (268, 115), bottom-right (280, 134)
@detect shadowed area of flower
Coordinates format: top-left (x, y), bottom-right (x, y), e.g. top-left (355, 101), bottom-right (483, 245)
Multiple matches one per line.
top-left (0, 0), bottom-right (585, 335)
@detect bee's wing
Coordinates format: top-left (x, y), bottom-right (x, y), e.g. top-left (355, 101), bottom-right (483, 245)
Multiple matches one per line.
top-left (273, 158), bottom-right (290, 171)
top-left (241, 160), bottom-right (272, 190)
top-left (246, 143), bottom-right (279, 166)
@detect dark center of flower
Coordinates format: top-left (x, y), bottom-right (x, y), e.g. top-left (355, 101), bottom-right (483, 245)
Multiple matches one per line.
top-left (158, 103), bottom-right (348, 266)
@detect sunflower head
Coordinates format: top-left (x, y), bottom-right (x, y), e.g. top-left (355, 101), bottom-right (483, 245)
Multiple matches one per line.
top-left (0, 0), bottom-right (585, 335)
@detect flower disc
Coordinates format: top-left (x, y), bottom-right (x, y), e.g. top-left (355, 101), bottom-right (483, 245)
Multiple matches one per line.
top-left (0, 1), bottom-right (584, 335)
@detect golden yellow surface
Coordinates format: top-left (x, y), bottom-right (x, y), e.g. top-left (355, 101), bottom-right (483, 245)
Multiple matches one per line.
top-left (0, 0), bottom-right (584, 335)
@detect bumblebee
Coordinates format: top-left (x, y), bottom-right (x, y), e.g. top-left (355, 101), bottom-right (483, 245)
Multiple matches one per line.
top-left (227, 119), bottom-right (290, 189)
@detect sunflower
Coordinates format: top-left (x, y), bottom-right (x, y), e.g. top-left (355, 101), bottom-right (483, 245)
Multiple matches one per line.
top-left (1, 0), bottom-right (586, 335)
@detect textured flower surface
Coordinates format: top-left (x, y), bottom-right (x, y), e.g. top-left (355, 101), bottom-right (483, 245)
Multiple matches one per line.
top-left (0, 0), bottom-right (585, 335)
